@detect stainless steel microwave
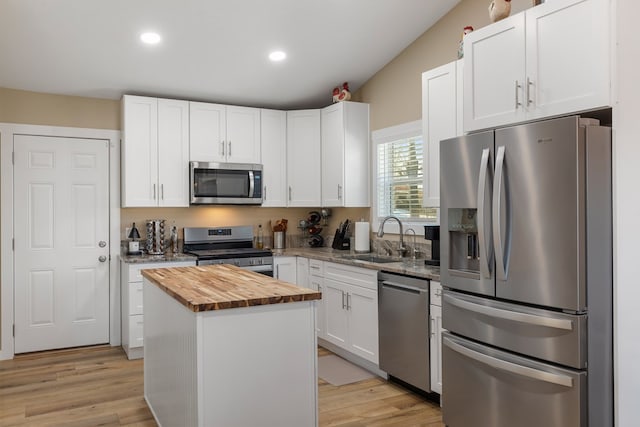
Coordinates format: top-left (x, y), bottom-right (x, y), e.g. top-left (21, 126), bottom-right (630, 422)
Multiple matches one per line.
top-left (190, 162), bottom-right (263, 205)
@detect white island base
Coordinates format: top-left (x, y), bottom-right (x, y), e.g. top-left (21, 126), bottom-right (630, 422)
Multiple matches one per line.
top-left (143, 279), bottom-right (318, 427)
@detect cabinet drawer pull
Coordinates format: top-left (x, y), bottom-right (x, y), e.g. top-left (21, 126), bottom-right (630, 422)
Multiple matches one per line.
top-left (526, 77), bottom-right (533, 106)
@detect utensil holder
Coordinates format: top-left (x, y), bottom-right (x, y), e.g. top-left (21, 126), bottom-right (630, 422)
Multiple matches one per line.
top-left (274, 231), bottom-right (286, 249)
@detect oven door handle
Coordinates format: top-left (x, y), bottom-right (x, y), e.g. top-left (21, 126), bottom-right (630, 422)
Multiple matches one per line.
top-left (444, 336), bottom-right (574, 388)
top-left (242, 264), bottom-right (273, 273)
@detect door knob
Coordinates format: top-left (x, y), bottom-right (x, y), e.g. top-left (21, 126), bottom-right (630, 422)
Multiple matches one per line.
top-left (98, 256), bottom-right (107, 262)
top-left (98, 241), bottom-right (107, 248)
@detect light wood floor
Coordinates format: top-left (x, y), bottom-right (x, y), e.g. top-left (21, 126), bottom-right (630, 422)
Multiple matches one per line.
top-left (0, 345), bottom-right (444, 427)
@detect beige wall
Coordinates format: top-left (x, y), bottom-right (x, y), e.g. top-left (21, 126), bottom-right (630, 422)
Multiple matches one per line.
top-left (0, 87), bottom-right (120, 130)
top-left (355, 0), bottom-right (531, 131)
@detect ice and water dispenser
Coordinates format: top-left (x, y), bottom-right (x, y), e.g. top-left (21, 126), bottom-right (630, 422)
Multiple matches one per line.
top-left (447, 208), bottom-right (480, 274)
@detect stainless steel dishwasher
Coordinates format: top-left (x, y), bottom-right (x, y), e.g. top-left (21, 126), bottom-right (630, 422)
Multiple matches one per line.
top-left (378, 271), bottom-right (430, 392)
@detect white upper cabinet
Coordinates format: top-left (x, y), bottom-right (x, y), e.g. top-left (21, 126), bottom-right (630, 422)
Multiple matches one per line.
top-left (464, 0), bottom-right (610, 132)
top-left (122, 95), bottom-right (189, 207)
top-left (286, 109), bottom-right (321, 207)
top-left (463, 13), bottom-right (526, 131)
top-left (226, 106), bottom-right (261, 163)
top-left (422, 60), bottom-right (462, 208)
top-left (260, 109), bottom-right (288, 207)
top-left (321, 102), bottom-right (370, 207)
top-left (157, 99), bottom-right (190, 207)
top-left (189, 102), bottom-right (226, 163)
top-left (189, 102), bottom-right (261, 164)
top-left (524, 0), bottom-right (610, 121)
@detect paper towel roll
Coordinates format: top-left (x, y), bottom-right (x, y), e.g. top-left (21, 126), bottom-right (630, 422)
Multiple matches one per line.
top-left (354, 221), bottom-right (370, 252)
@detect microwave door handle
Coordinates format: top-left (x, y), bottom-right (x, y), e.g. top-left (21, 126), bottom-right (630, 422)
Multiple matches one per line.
top-left (477, 148), bottom-right (492, 279)
top-left (248, 170), bottom-right (255, 197)
top-left (444, 337), bottom-right (574, 388)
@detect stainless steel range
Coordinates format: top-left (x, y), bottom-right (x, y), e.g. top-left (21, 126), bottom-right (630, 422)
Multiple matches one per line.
top-left (183, 226), bottom-right (273, 276)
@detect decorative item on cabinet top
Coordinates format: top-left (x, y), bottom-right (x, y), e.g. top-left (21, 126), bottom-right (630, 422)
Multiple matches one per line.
top-left (488, 0), bottom-right (511, 22)
top-left (457, 26), bottom-right (474, 59)
top-left (331, 82), bottom-right (351, 103)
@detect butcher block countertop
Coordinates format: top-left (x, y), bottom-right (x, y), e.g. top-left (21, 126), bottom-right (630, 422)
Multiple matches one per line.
top-left (141, 264), bottom-right (321, 312)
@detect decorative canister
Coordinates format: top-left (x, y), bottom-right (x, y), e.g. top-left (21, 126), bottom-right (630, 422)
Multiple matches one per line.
top-left (146, 219), bottom-right (166, 255)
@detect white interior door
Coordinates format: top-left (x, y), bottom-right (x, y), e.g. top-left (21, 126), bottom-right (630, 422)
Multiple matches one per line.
top-left (14, 135), bottom-right (110, 353)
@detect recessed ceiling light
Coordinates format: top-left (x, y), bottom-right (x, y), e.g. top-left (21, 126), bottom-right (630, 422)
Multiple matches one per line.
top-left (140, 32), bottom-right (162, 45)
top-left (269, 51), bottom-right (286, 62)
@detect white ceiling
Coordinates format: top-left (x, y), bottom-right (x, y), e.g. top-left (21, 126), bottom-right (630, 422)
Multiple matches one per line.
top-left (0, 0), bottom-right (460, 109)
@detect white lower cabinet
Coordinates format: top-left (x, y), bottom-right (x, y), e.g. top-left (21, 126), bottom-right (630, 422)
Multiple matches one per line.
top-left (308, 259), bottom-right (326, 340)
top-left (274, 256), bottom-right (297, 284)
top-left (296, 257), bottom-right (310, 288)
top-left (323, 262), bottom-right (378, 364)
top-left (121, 260), bottom-right (195, 359)
top-left (430, 281), bottom-right (443, 395)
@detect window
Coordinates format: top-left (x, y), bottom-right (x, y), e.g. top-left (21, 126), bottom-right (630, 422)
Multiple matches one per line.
top-left (372, 120), bottom-right (438, 231)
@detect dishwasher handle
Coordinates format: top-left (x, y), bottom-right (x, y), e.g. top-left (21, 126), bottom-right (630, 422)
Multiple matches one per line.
top-left (380, 281), bottom-right (427, 294)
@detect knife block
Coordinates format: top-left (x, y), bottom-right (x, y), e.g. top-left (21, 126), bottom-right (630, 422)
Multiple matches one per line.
top-left (331, 230), bottom-right (351, 250)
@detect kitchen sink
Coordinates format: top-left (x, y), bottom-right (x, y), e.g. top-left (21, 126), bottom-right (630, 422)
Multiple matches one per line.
top-left (342, 254), bottom-right (401, 264)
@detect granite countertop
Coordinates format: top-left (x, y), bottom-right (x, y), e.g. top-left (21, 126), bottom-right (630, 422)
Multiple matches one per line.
top-left (120, 245), bottom-right (440, 281)
top-left (141, 264), bottom-right (322, 312)
top-left (120, 252), bottom-right (197, 264)
top-left (275, 247), bottom-right (441, 281)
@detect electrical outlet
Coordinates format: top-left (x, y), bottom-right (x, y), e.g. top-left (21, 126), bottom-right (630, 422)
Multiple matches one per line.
top-left (125, 227), bottom-right (131, 238)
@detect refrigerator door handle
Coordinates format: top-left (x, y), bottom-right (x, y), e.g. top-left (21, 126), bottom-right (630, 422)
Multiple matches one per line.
top-left (493, 145), bottom-right (508, 280)
top-left (444, 293), bottom-right (574, 331)
top-left (477, 148), bottom-right (492, 279)
top-left (444, 336), bottom-right (574, 388)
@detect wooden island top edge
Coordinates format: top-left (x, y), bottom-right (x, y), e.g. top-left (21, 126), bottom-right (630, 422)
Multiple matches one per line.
top-left (141, 264), bottom-right (322, 312)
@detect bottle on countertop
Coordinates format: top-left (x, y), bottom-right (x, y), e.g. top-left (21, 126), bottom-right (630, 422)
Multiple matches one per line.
top-left (256, 224), bottom-right (264, 249)
top-left (170, 223), bottom-right (178, 253)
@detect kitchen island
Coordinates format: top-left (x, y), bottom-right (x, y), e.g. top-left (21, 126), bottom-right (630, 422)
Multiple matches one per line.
top-left (141, 264), bottom-right (322, 427)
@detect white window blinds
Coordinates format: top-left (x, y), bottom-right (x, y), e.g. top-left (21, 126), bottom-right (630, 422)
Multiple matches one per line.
top-left (374, 124), bottom-right (437, 223)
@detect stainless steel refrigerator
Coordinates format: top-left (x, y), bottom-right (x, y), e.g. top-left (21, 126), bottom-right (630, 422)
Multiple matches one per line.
top-left (439, 116), bottom-right (612, 427)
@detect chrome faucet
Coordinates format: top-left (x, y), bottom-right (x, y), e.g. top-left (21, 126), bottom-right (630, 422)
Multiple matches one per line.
top-left (377, 216), bottom-right (406, 257)
top-left (404, 228), bottom-right (418, 260)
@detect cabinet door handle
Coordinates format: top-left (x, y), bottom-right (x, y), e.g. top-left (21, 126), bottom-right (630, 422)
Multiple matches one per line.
top-left (264, 185), bottom-right (267, 200)
top-left (346, 293), bottom-right (351, 310)
top-left (526, 77), bottom-right (533, 106)
top-left (160, 184), bottom-right (164, 200)
top-left (221, 140), bottom-right (225, 156)
top-left (430, 317), bottom-right (435, 337)
top-left (228, 141), bottom-right (232, 157)
top-left (153, 184), bottom-right (156, 200)
top-left (338, 184), bottom-right (342, 200)
top-left (341, 291), bottom-right (346, 309)
top-left (514, 80), bottom-right (522, 109)
top-left (288, 186), bottom-right (292, 201)
top-left (275, 265), bottom-right (279, 278)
